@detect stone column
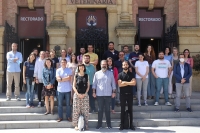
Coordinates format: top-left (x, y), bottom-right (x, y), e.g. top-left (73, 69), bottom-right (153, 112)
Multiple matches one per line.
top-left (116, 0), bottom-right (136, 50)
top-left (0, 26), bottom-right (5, 93)
top-left (47, 0), bottom-right (69, 50)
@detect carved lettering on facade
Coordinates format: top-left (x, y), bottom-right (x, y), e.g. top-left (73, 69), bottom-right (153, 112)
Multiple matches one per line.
top-left (68, 0), bottom-right (116, 5)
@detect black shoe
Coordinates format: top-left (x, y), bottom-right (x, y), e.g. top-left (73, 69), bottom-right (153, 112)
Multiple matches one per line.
top-left (96, 125), bottom-right (102, 130)
top-left (107, 126), bottom-right (112, 129)
top-left (130, 125), bottom-right (135, 130)
top-left (187, 108), bottom-right (193, 112)
top-left (174, 108), bottom-right (180, 112)
top-left (119, 126), bottom-right (123, 130)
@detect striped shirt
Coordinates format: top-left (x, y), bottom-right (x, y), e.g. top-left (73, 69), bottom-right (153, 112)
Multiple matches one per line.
top-left (92, 70), bottom-right (116, 96)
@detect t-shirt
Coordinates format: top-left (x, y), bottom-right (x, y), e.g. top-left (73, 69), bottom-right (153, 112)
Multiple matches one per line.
top-left (58, 57), bottom-right (70, 68)
top-left (152, 59), bottom-right (171, 78)
top-left (114, 60), bottom-right (131, 73)
top-left (24, 61), bottom-right (35, 77)
top-left (124, 53), bottom-right (130, 61)
top-left (84, 53), bottom-right (98, 64)
top-left (51, 57), bottom-right (59, 69)
top-left (118, 71), bottom-right (134, 94)
top-left (129, 52), bottom-right (141, 66)
top-left (164, 55), bottom-right (172, 64)
top-left (75, 74), bottom-right (88, 94)
top-left (135, 61), bottom-right (149, 78)
top-left (103, 50), bottom-right (119, 62)
top-left (56, 67), bottom-right (72, 92)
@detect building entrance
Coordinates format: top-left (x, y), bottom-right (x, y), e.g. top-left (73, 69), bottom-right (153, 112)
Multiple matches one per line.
top-left (140, 38), bottom-right (162, 58)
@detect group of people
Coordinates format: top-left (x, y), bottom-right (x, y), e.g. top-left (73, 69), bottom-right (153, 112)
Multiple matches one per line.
top-left (5, 41), bottom-right (193, 130)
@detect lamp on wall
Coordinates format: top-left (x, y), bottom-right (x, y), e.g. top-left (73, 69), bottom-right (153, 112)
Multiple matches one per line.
top-left (151, 38), bottom-right (154, 41)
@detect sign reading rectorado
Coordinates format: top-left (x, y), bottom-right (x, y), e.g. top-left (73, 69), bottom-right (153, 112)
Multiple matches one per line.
top-left (68, 0), bottom-right (116, 4)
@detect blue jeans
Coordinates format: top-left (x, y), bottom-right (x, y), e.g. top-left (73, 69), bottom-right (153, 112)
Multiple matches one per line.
top-left (155, 78), bottom-right (169, 102)
top-left (25, 78), bottom-right (34, 105)
top-left (57, 91), bottom-right (71, 118)
top-left (147, 65), bottom-right (156, 97)
top-left (88, 85), bottom-right (96, 111)
top-left (97, 96), bottom-right (111, 127)
top-left (132, 69), bottom-right (137, 95)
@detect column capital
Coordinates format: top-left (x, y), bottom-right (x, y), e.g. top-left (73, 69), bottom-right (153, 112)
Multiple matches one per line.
top-left (148, 0), bottom-right (155, 10)
top-left (106, 5), bottom-right (117, 13)
top-left (66, 5), bottom-right (77, 13)
top-left (27, 0), bottom-right (34, 9)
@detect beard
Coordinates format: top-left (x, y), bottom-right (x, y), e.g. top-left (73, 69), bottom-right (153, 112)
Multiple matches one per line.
top-left (159, 57), bottom-right (164, 59)
top-left (123, 67), bottom-right (128, 70)
top-left (84, 61), bottom-right (90, 64)
top-left (109, 48), bottom-right (114, 50)
top-left (101, 66), bottom-right (107, 71)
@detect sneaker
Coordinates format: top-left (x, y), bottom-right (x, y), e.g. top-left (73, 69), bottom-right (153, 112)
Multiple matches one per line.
top-left (130, 125), bottom-right (136, 130)
top-left (54, 97), bottom-right (57, 101)
top-left (187, 108), bottom-right (193, 112)
top-left (144, 102), bottom-right (148, 106)
top-left (138, 103), bottom-right (141, 107)
top-left (174, 108), bottom-right (180, 112)
top-left (165, 102), bottom-right (172, 106)
top-left (107, 126), bottom-right (112, 129)
top-left (96, 125), bottom-right (102, 130)
top-left (154, 102), bottom-right (159, 106)
top-left (6, 97), bottom-right (11, 101)
top-left (119, 126), bottom-right (123, 130)
top-left (26, 105), bottom-right (31, 108)
top-left (38, 102), bottom-right (41, 108)
top-left (133, 95), bottom-right (137, 100)
top-left (15, 97), bottom-right (21, 101)
top-left (35, 94), bottom-right (38, 100)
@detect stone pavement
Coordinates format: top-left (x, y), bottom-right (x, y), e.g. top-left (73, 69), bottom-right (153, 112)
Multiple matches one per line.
top-left (0, 126), bottom-right (200, 133)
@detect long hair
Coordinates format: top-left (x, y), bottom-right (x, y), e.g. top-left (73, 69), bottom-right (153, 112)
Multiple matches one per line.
top-left (28, 52), bottom-right (36, 63)
top-left (44, 58), bottom-right (53, 68)
top-left (145, 44), bottom-right (156, 59)
top-left (70, 53), bottom-right (78, 64)
top-left (164, 46), bottom-right (171, 55)
top-left (107, 57), bottom-right (114, 68)
top-left (183, 49), bottom-right (191, 58)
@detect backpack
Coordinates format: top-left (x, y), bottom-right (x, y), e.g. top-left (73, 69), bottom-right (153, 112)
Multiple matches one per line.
top-left (78, 114), bottom-right (85, 131)
top-left (124, 110), bottom-right (130, 129)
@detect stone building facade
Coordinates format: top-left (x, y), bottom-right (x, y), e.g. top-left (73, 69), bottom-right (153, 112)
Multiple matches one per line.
top-left (0, 0), bottom-right (199, 93)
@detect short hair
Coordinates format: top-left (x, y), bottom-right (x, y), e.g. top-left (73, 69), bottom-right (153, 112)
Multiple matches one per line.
top-left (101, 60), bottom-right (107, 65)
top-left (77, 64), bottom-right (86, 72)
top-left (122, 61), bottom-right (129, 65)
top-left (107, 57), bottom-right (114, 68)
top-left (179, 54), bottom-right (184, 57)
top-left (158, 51), bottom-right (164, 54)
top-left (40, 51), bottom-right (45, 55)
top-left (108, 41), bottom-right (114, 46)
top-left (134, 44), bottom-right (140, 47)
top-left (119, 51), bottom-right (125, 54)
top-left (88, 44), bottom-right (93, 48)
top-left (12, 43), bottom-right (18, 46)
top-left (44, 58), bottom-right (53, 68)
top-left (61, 59), bottom-right (67, 62)
top-left (138, 53), bottom-right (144, 57)
top-left (32, 48), bottom-right (38, 52)
top-left (84, 55), bottom-right (90, 59)
top-left (70, 53), bottom-right (78, 64)
top-left (123, 45), bottom-right (129, 49)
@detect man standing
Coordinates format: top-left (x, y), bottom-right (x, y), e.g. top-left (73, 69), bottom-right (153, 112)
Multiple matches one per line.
top-left (77, 47), bottom-right (86, 64)
top-left (6, 43), bottom-right (23, 101)
top-left (118, 61), bottom-right (136, 130)
top-left (93, 60), bottom-right (116, 129)
top-left (173, 54), bottom-right (192, 112)
top-left (56, 59), bottom-right (72, 122)
top-left (129, 44), bottom-right (141, 99)
top-left (67, 47), bottom-right (73, 59)
top-left (103, 42), bottom-right (119, 62)
top-left (123, 45), bottom-right (130, 61)
top-left (152, 51), bottom-right (172, 106)
top-left (45, 50), bottom-right (50, 58)
top-left (84, 45), bottom-right (98, 67)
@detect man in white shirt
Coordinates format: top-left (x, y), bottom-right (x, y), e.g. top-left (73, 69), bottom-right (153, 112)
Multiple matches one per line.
top-left (152, 51), bottom-right (172, 106)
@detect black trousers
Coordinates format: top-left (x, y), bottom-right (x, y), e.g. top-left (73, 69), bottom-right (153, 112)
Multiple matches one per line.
top-left (120, 93), bottom-right (133, 126)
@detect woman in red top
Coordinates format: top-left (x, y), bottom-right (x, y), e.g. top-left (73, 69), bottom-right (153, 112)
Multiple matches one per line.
top-left (183, 49), bottom-right (193, 96)
top-left (107, 57), bottom-right (118, 113)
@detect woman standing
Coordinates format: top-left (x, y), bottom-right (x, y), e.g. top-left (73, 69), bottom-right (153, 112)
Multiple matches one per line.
top-left (107, 57), bottom-right (118, 113)
top-left (72, 64), bottom-right (90, 130)
top-left (42, 58), bottom-right (56, 115)
top-left (23, 52), bottom-right (36, 108)
top-left (50, 49), bottom-right (59, 69)
top-left (172, 47), bottom-right (179, 94)
top-left (183, 49), bottom-right (194, 96)
top-left (135, 53), bottom-right (149, 106)
top-left (164, 46), bottom-right (173, 98)
top-left (144, 45), bottom-right (156, 99)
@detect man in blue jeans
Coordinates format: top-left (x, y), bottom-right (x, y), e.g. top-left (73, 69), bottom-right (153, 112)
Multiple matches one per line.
top-left (152, 51), bottom-right (172, 106)
top-left (56, 59), bottom-right (72, 122)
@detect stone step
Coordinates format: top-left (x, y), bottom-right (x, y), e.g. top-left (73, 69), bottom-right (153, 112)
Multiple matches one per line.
top-left (0, 98), bottom-right (200, 106)
top-left (0, 118), bottom-right (200, 129)
top-left (0, 111), bottom-right (199, 121)
top-left (0, 105), bottom-right (199, 113)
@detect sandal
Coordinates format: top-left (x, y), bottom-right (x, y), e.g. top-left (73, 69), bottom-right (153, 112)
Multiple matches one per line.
top-left (75, 126), bottom-right (78, 131)
top-left (51, 112), bottom-right (54, 115)
top-left (44, 112), bottom-right (49, 115)
top-left (111, 110), bottom-right (115, 114)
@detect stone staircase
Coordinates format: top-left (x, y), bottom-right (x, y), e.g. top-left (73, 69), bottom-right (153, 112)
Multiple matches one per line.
top-left (0, 92), bottom-right (200, 129)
